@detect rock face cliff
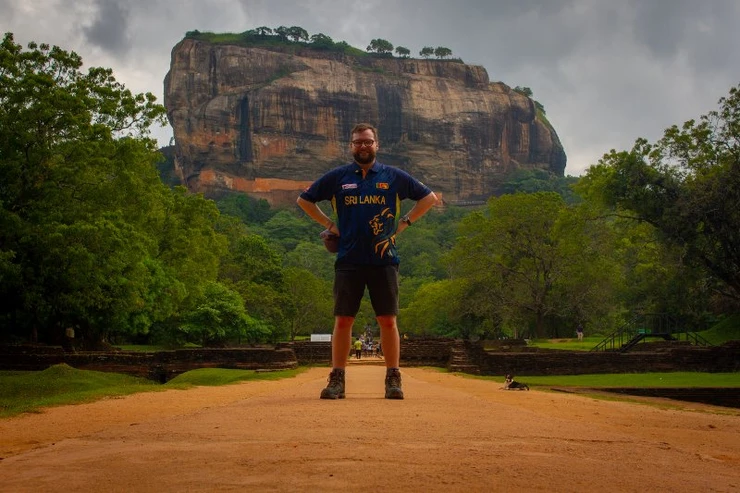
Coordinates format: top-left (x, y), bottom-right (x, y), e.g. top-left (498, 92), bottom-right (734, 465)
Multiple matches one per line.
top-left (164, 38), bottom-right (566, 205)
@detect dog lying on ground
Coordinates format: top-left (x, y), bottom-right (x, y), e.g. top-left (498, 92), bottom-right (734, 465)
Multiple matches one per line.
top-left (502, 374), bottom-right (529, 391)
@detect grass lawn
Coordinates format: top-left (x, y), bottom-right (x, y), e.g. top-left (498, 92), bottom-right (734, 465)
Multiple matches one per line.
top-left (521, 315), bottom-right (740, 351)
top-left (0, 364), bottom-right (305, 418)
top-left (0, 364), bottom-right (161, 418)
top-left (115, 343), bottom-right (201, 352)
top-left (165, 367), bottom-right (307, 386)
top-left (449, 370), bottom-right (740, 388)
top-left (520, 337), bottom-right (603, 351)
top-left (700, 314), bottom-right (740, 345)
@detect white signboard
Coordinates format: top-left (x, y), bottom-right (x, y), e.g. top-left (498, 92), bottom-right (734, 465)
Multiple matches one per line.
top-left (310, 334), bottom-right (332, 342)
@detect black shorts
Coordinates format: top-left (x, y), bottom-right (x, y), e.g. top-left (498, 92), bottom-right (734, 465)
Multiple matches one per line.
top-left (333, 264), bottom-right (399, 317)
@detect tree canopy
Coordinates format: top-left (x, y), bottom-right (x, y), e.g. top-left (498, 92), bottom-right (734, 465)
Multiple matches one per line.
top-left (419, 46), bottom-right (434, 58)
top-left (0, 33), bottom-right (228, 348)
top-left (434, 47), bottom-right (452, 59)
top-left (0, 33), bottom-right (170, 347)
top-left (395, 46), bottom-right (411, 58)
top-left (366, 38), bottom-right (394, 54)
top-left (442, 193), bottom-right (618, 338)
top-left (579, 84), bottom-right (740, 302)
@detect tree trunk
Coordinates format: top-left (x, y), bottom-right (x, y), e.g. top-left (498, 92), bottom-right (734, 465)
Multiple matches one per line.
top-left (535, 310), bottom-right (546, 339)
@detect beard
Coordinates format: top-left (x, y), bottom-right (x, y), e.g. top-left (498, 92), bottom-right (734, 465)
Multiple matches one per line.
top-left (353, 148), bottom-right (376, 165)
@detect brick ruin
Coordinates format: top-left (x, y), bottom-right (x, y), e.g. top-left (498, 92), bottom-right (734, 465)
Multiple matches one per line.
top-left (2, 339), bottom-right (737, 381)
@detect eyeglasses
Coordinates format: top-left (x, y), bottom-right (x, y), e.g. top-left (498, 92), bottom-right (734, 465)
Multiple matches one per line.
top-left (351, 139), bottom-right (376, 148)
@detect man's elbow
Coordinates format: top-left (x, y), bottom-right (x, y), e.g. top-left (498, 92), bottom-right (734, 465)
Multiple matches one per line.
top-left (296, 196), bottom-right (310, 210)
top-left (425, 191), bottom-right (439, 206)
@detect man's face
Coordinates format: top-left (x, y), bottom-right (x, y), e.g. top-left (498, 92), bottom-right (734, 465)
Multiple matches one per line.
top-left (350, 129), bottom-right (378, 165)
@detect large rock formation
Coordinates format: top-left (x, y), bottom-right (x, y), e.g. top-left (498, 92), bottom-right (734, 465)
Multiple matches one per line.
top-left (164, 38), bottom-right (566, 205)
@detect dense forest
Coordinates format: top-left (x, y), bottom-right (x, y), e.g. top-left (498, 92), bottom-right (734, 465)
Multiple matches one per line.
top-left (2, 32), bottom-right (739, 350)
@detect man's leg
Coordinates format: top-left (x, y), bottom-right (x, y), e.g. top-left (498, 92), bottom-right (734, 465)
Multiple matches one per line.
top-left (322, 263), bottom-right (365, 400)
top-left (377, 315), bottom-right (403, 399)
top-left (320, 316), bottom-right (354, 400)
top-left (332, 316), bottom-right (354, 368)
top-left (376, 315), bottom-right (400, 368)
top-left (367, 264), bottom-right (403, 399)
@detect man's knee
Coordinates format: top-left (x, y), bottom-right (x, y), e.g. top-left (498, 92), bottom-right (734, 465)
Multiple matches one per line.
top-left (335, 316), bottom-right (355, 330)
top-left (376, 315), bottom-right (397, 330)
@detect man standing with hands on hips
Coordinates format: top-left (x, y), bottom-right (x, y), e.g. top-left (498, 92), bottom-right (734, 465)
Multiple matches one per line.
top-left (297, 123), bottom-right (438, 400)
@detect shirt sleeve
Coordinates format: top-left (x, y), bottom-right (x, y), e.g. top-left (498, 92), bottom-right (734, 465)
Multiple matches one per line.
top-left (300, 169), bottom-right (337, 203)
top-left (397, 168), bottom-right (432, 201)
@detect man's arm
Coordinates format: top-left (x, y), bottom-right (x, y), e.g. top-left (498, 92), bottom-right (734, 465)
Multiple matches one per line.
top-left (397, 191), bottom-right (438, 234)
top-left (296, 196), bottom-right (338, 235)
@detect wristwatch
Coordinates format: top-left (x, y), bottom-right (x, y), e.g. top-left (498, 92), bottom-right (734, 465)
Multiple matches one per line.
top-left (401, 215), bottom-right (412, 226)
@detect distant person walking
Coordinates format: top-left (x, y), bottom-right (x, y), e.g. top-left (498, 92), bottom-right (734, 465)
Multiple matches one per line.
top-left (297, 122), bottom-right (437, 400)
top-left (354, 338), bottom-right (363, 360)
top-left (576, 322), bottom-right (584, 342)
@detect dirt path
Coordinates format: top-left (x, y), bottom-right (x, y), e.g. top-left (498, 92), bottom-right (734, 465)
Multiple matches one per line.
top-left (1, 366), bottom-right (739, 492)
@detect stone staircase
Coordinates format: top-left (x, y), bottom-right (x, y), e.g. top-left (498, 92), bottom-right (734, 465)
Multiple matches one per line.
top-left (447, 341), bottom-right (480, 374)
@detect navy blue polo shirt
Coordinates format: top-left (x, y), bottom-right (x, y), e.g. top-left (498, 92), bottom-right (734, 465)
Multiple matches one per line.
top-left (300, 161), bottom-right (432, 265)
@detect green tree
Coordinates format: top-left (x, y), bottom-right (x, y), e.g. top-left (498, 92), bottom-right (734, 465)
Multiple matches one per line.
top-left (255, 26), bottom-right (273, 37)
top-left (274, 26), bottom-right (289, 40)
top-left (579, 84), bottom-right (740, 302)
top-left (367, 38), bottom-right (394, 54)
top-left (283, 241), bottom-right (335, 281)
top-left (24, 216), bottom-right (158, 347)
top-left (180, 281), bottom-right (263, 346)
top-left (419, 46), bottom-right (434, 58)
top-left (310, 33), bottom-right (334, 50)
top-left (215, 193), bottom-right (275, 225)
top-left (446, 192), bottom-right (614, 338)
top-left (500, 169), bottom-right (580, 204)
top-left (434, 46), bottom-right (452, 59)
top-left (400, 278), bottom-right (471, 337)
top-left (549, 204), bottom-right (623, 336)
top-left (287, 26), bottom-right (309, 43)
top-left (0, 33), bottom-right (165, 215)
top-left (221, 234), bottom-right (283, 288)
top-left (282, 267), bottom-right (333, 340)
top-left (514, 86), bottom-right (533, 97)
top-left (395, 46), bottom-right (411, 58)
top-left (220, 233), bottom-right (286, 341)
top-left (608, 220), bottom-right (714, 328)
top-left (260, 210), bottom-right (316, 252)
top-left (154, 187), bottom-right (227, 311)
top-left (0, 33), bottom-right (171, 347)
top-left (396, 225), bottom-right (445, 279)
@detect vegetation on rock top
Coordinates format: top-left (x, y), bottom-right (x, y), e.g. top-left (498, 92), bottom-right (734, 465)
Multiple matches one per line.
top-left (184, 25), bottom-right (461, 63)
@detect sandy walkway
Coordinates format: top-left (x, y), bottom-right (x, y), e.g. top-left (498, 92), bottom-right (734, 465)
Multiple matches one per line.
top-left (1, 366), bottom-right (739, 492)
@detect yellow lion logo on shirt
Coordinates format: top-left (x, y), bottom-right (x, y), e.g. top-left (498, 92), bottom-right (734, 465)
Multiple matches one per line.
top-left (369, 207), bottom-right (397, 259)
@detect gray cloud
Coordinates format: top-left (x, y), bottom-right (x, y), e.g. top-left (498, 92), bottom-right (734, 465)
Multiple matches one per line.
top-left (632, 1), bottom-right (740, 75)
top-left (0, 2), bottom-right (15, 21)
top-left (82, 0), bottom-right (131, 55)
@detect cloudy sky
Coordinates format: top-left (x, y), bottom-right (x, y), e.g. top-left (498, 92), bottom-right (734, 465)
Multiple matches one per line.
top-left (3, 0), bottom-right (740, 176)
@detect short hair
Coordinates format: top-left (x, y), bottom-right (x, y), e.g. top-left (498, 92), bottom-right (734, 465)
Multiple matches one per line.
top-left (351, 123), bottom-right (378, 142)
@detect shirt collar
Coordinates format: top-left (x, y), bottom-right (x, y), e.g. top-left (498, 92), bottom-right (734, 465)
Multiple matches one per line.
top-left (352, 161), bottom-right (383, 175)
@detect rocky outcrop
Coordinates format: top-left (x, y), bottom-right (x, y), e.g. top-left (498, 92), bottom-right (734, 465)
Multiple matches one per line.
top-left (164, 39), bottom-right (566, 205)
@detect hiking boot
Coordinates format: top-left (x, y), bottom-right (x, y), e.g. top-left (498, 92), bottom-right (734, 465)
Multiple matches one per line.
top-left (320, 368), bottom-right (345, 399)
top-left (385, 368), bottom-right (404, 400)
